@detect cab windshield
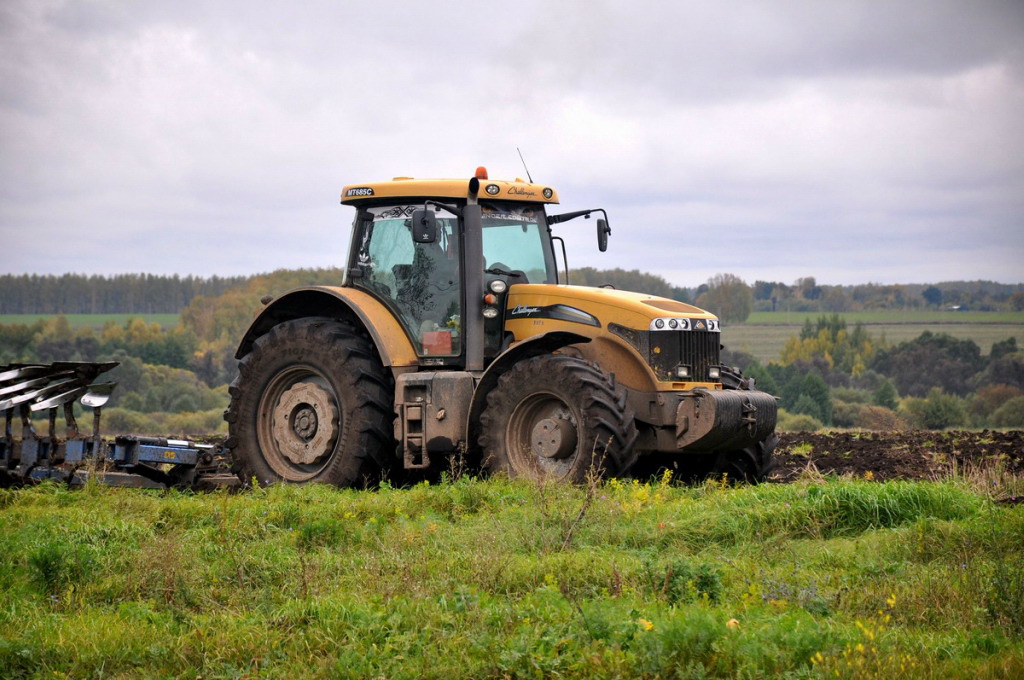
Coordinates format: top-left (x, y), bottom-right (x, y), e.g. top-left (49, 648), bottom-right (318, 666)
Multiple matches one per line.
top-left (481, 202), bottom-right (556, 284)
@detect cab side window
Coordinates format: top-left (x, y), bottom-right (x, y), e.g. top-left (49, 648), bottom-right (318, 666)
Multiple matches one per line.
top-left (355, 205), bottom-right (462, 356)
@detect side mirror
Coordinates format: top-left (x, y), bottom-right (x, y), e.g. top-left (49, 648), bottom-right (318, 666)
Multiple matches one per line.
top-left (412, 209), bottom-right (438, 244)
top-left (597, 218), bottom-right (611, 252)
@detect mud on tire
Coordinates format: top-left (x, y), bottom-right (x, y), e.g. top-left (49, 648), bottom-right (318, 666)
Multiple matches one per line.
top-left (224, 318), bottom-right (394, 487)
top-left (479, 354), bottom-right (638, 483)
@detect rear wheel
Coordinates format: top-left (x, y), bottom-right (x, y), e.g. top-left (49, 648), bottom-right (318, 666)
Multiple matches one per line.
top-left (479, 355), bottom-right (637, 482)
top-left (225, 318), bottom-right (394, 486)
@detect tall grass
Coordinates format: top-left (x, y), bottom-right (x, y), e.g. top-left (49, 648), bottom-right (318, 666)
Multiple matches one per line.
top-left (0, 476), bottom-right (1021, 679)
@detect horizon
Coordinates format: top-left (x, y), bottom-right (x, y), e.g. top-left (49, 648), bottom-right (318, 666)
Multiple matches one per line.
top-left (1, 268), bottom-right (1021, 293)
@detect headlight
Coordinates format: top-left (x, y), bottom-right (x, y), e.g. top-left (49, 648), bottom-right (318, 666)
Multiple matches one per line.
top-left (489, 279), bottom-right (507, 294)
top-left (709, 366), bottom-right (721, 379)
top-left (675, 365), bottom-right (691, 379)
top-left (482, 306), bottom-right (499, 319)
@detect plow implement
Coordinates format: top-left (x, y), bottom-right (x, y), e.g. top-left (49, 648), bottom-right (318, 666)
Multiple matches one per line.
top-left (0, 362), bottom-right (238, 490)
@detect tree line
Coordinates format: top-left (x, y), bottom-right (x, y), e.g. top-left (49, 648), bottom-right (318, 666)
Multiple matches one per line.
top-left (3, 270), bottom-right (1022, 317)
top-left (751, 277), bottom-right (1024, 314)
top-left (0, 273), bottom-right (251, 314)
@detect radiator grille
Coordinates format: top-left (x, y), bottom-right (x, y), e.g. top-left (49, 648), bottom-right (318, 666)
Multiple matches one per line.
top-left (647, 330), bottom-right (721, 382)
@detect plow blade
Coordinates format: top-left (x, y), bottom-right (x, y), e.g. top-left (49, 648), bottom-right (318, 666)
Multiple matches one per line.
top-left (0, 362), bottom-right (237, 491)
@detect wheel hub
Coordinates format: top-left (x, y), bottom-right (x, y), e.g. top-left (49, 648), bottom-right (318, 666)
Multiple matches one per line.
top-left (531, 417), bottom-right (577, 459)
top-left (271, 382), bottom-right (339, 465)
top-left (292, 406), bottom-right (318, 439)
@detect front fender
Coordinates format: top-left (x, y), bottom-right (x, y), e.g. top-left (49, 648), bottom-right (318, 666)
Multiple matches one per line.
top-left (234, 286), bottom-right (419, 367)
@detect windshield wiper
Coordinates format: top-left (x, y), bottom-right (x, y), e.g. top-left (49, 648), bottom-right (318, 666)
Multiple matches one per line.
top-left (485, 267), bottom-right (522, 277)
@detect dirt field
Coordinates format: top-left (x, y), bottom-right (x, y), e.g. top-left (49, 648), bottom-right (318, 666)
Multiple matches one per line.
top-left (773, 430), bottom-right (1024, 483)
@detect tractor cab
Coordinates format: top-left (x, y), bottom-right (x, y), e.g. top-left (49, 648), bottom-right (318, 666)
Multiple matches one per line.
top-left (341, 170), bottom-right (562, 367)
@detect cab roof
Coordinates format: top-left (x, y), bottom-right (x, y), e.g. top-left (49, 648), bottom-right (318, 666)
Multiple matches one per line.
top-left (340, 176), bottom-right (560, 205)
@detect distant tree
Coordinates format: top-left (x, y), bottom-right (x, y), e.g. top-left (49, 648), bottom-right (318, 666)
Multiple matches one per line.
top-left (871, 331), bottom-right (984, 397)
top-left (792, 394), bottom-right (824, 423)
top-left (969, 384), bottom-right (1023, 425)
top-left (670, 286), bottom-right (694, 304)
top-left (795, 277), bottom-right (822, 301)
top-left (745, 363), bottom-right (778, 395)
top-left (571, 267), bottom-right (675, 298)
top-left (872, 380), bottom-right (899, 410)
top-left (782, 314), bottom-right (877, 377)
top-left (974, 353), bottom-right (1024, 391)
top-left (901, 388), bottom-right (966, 429)
top-left (822, 287), bottom-right (850, 312)
top-left (798, 372), bottom-right (833, 425)
top-left (921, 286), bottom-right (943, 307)
top-left (695, 273), bottom-right (753, 323)
top-left (990, 337), bottom-right (1018, 362)
top-left (752, 280), bottom-right (776, 301)
top-left (720, 348), bottom-right (759, 372)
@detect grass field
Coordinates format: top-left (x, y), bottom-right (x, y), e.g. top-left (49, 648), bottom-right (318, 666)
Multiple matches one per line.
top-left (0, 313), bottom-right (180, 329)
top-left (725, 311), bottom-right (1024, 364)
top-left (1, 473), bottom-right (1022, 679)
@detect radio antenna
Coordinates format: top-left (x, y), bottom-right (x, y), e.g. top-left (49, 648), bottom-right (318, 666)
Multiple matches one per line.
top-left (516, 147), bottom-right (534, 183)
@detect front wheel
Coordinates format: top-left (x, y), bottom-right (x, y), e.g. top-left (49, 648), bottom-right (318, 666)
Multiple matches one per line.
top-left (479, 354), bottom-right (638, 482)
top-left (712, 433), bottom-right (779, 484)
top-left (225, 318), bottom-right (394, 486)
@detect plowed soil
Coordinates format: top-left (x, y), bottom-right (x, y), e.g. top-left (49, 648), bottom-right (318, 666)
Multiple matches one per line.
top-left (773, 430), bottom-right (1024, 482)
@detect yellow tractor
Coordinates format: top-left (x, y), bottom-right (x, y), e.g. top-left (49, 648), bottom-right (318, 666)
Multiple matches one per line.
top-left (225, 168), bottom-right (777, 486)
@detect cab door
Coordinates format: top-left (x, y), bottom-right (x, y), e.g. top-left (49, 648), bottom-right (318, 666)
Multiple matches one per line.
top-left (350, 205), bottom-right (463, 360)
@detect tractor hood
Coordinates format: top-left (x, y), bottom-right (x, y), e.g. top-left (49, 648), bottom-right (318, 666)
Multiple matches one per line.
top-left (504, 284), bottom-right (720, 332)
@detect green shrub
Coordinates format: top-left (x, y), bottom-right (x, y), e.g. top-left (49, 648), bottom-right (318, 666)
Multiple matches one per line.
top-left (644, 559), bottom-right (723, 604)
top-left (777, 409), bottom-right (823, 432)
top-left (296, 518), bottom-right (346, 550)
top-left (832, 387), bottom-right (871, 404)
top-left (832, 400), bottom-right (861, 427)
top-left (853, 405), bottom-right (906, 431)
top-left (163, 409), bottom-right (227, 436)
top-left (102, 407), bottom-right (160, 435)
top-left (28, 539), bottom-right (96, 596)
top-left (901, 388), bottom-right (967, 429)
top-left (970, 384), bottom-right (1023, 426)
top-left (990, 396), bottom-right (1024, 428)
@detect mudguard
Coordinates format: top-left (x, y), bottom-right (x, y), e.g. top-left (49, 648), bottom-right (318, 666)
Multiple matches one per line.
top-left (234, 286), bottom-right (419, 367)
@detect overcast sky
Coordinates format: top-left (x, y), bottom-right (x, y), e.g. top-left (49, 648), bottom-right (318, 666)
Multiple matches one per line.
top-left (2, 0), bottom-right (1022, 288)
